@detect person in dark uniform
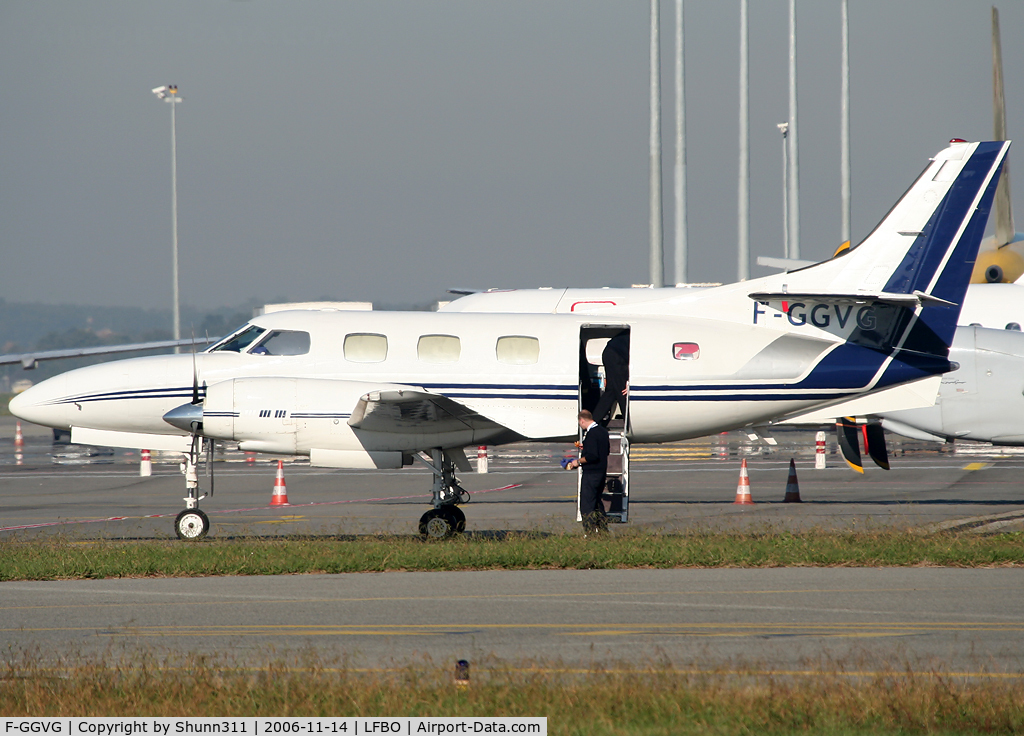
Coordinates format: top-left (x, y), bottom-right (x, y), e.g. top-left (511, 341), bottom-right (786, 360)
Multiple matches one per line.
top-left (565, 409), bottom-right (610, 534)
top-left (592, 331), bottom-right (629, 427)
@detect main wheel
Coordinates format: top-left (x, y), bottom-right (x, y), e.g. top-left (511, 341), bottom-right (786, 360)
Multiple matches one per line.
top-left (419, 507), bottom-right (464, 540)
top-left (175, 508), bottom-right (210, 540)
top-left (449, 505), bottom-right (466, 533)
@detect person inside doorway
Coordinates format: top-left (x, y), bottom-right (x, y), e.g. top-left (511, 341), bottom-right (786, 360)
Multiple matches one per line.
top-left (592, 331), bottom-right (628, 427)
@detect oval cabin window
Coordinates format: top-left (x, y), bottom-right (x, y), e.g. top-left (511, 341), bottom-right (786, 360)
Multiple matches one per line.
top-left (344, 333), bottom-right (388, 363)
top-left (418, 334), bottom-right (461, 363)
top-left (496, 336), bottom-right (540, 365)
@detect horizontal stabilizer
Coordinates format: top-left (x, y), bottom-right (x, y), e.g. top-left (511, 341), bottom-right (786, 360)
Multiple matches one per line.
top-left (778, 375), bottom-right (940, 425)
top-left (749, 291), bottom-right (957, 308)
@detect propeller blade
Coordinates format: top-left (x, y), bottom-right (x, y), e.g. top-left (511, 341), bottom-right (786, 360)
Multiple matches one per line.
top-left (191, 330), bottom-right (201, 405)
top-left (864, 423), bottom-right (890, 471)
top-left (836, 417), bottom-right (863, 474)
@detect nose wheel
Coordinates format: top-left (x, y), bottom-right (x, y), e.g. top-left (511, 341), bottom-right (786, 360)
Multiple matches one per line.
top-left (419, 506), bottom-right (466, 540)
top-left (175, 508), bottom-right (210, 540)
top-left (174, 446), bottom-right (213, 540)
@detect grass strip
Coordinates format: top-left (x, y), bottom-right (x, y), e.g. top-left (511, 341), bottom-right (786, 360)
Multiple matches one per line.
top-left (1, 530), bottom-right (1022, 580)
top-left (2, 652), bottom-right (1023, 734)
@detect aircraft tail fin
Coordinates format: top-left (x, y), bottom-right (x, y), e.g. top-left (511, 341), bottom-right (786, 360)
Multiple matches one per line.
top-left (753, 141), bottom-right (1009, 355)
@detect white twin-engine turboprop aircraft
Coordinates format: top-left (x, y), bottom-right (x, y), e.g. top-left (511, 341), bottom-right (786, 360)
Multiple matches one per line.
top-left (9, 140), bottom-right (1010, 540)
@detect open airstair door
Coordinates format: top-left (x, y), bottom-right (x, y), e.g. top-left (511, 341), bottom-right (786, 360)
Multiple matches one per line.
top-left (578, 325), bottom-right (630, 524)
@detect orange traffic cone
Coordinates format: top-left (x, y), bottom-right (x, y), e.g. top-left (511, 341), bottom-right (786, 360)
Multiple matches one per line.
top-left (14, 421), bottom-right (23, 450)
top-left (733, 458), bottom-right (755, 505)
top-left (270, 460), bottom-right (289, 506)
top-left (140, 448), bottom-right (152, 477)
top-left (783, 458), bottom-right (802, 502)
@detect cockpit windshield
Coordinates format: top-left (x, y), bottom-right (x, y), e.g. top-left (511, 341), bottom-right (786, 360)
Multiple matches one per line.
top-left (208, 325), bottom-right (266, 353)
top-left (249, 330), bottom-right (311, 356)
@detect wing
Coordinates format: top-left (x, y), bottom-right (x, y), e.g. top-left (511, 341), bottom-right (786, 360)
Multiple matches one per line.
top-left (348, 388), bottom-right (511, 436)
top-left (0, 337), bottom-right (221, 370)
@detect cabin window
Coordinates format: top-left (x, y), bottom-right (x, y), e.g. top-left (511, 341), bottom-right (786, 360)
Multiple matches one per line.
top-left (249, 330), bottom-right (310, 356)
top-left (496, 335), bottom-right (540, 365)
top-left (418, 334), bottom-right (461, 363)
top-left (672, 342), bottom-right (700, 360)
top-left (1007, 323), bottom-right (1022, 331)
top-left (210, 325), bottom-right (265, 353)
top-left (344, 333), bottom-right (388, 363)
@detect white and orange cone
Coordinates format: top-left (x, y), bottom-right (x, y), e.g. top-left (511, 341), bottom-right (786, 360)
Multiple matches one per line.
top-left (783, 458), bottom-right (802, 503)
top-left (246, 451), bottom-right (256, 466)
top-left (733, 458), bottom-right (755, 505)
top-left (814, 430), bottom-right (827, 469)
top-left (477, 445), bottom-right (488, 474)
top-left (14, 421), bottom-right (24, 450)
top-left (270, 460), bottom-right (289, 506)
top-left (140, 448), bottom-right (152, 477)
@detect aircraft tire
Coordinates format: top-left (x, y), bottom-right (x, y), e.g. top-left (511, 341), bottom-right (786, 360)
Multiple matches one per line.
top-left (175, 508), bottom-right (210, 540)
top-left (450, 505), bottom-right (467, 533)
top-left (419, 507), bottom-right (464, 540)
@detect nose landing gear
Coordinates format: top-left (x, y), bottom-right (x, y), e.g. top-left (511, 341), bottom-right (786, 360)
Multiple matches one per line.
top-left (174, 442), bottom-right (214, 540)
top-left (175, 508), bottom-right (210, 540)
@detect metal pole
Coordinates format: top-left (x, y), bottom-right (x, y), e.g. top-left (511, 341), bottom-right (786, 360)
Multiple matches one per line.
top-left (673, 0), bottom-right (687, 285)
top-left (737, 0), bottom-right (749, 281)
top-left (780, 123), bottom-right (789, 258)
top-left (170, 95), bottom-right (181, 351)
top-left (649, 0), bottom-right (664, 287)
top-left (840, 0), bottom-right (851, 246)
top-left (787, 0), bottom-right (800, 260)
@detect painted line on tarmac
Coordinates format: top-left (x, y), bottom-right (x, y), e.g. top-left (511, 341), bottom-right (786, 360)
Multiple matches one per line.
top-left (0, 483), bottom-right (523, 533)
top-left (920, 508), bottom-right (1024, 534)
top-left (79, 621), bottom-right (1024, 639)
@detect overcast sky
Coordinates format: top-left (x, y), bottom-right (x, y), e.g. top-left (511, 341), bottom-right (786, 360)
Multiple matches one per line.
top-left (0, 1), bottom-right (1020, 312)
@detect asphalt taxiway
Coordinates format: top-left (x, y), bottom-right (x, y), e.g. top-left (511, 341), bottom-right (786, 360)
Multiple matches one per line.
top-left (3, 568), bottom-right (1023, 674)
top-left (2, 419), bottom-right (1024, 539)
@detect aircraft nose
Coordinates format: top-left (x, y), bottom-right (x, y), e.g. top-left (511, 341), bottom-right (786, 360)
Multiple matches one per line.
top-left (8, 377), bottom-right (71, 429)
top-left (163, 402), bottom-right (203, 433)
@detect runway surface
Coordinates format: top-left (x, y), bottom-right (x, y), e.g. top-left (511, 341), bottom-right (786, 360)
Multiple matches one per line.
top-left (2, 418), bottom-right (1024, 673)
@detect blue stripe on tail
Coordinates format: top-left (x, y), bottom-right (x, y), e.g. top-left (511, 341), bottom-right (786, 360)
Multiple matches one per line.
top-left (883, 142), bottom-right (1005, 353)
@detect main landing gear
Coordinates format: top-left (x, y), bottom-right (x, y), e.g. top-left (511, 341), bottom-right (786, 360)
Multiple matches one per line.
top-left (174, 441), bottom-right (214, 540)
top-left (417, 448), bottom-right (470, 540)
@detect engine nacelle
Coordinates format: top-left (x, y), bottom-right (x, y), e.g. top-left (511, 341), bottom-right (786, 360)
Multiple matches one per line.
top-left (201, 377), bottom-right (417, 468)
